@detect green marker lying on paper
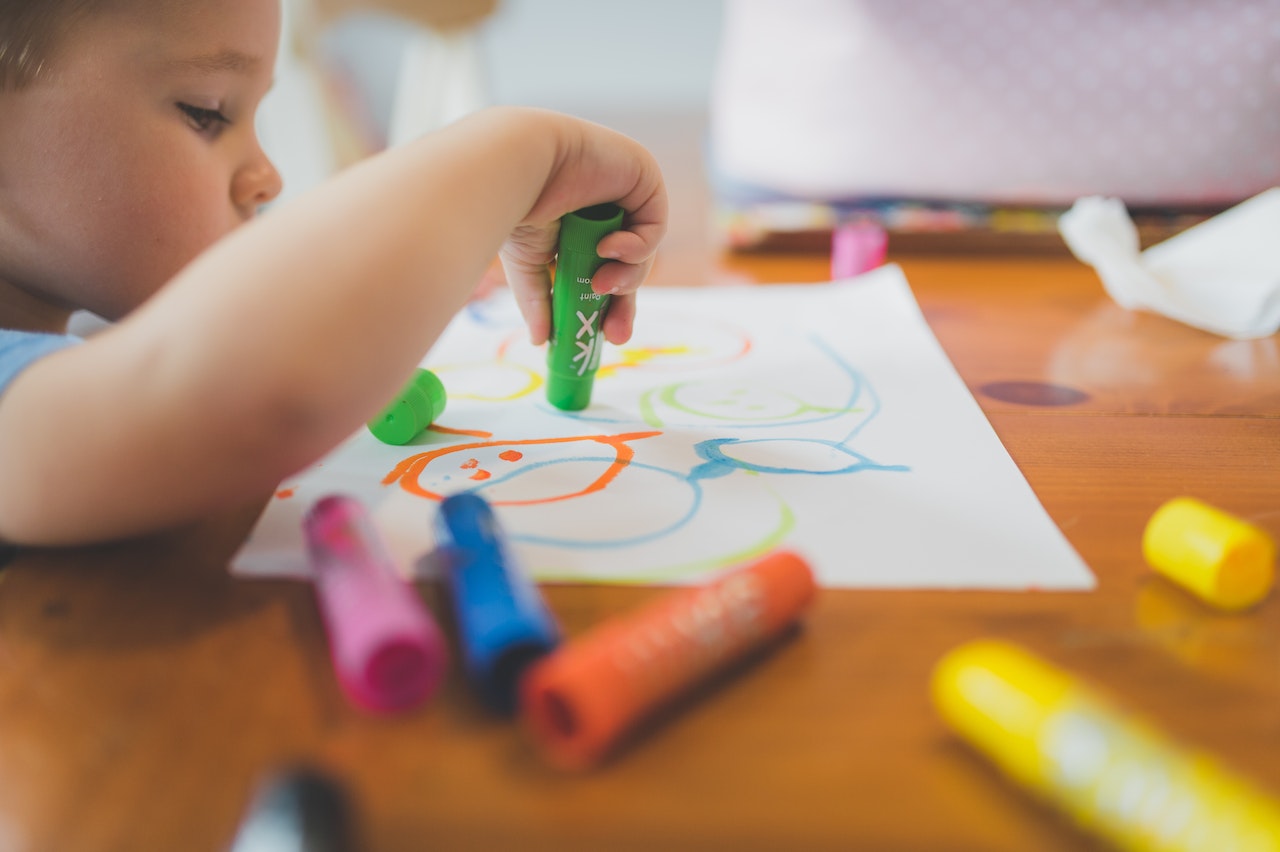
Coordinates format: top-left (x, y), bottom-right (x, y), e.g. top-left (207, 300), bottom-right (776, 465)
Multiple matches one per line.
top-left (367, 368), bottom-right (446, 445)
top-left (546, 203), bottom-right (625, 411)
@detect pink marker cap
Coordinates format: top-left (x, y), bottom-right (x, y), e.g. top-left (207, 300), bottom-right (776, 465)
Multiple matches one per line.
top-left (830, 221), bottom-right (888, 279)
top-left (303, 494), bottom-right (448, 714)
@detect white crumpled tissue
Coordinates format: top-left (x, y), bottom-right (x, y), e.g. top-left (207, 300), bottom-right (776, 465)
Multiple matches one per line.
top-left (1058, 188), bottom-right (1280, 340)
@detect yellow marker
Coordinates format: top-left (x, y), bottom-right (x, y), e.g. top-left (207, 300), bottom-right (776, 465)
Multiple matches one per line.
top-left (933, 639), bottom-right (1280, 852)
top-left (1143, 497), bottom-right (1275, 611)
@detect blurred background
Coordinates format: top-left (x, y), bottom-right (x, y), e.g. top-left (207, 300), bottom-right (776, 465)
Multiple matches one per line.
top-left (258, 0), bottom-right (725, 284)
top-left (314, 0), bottom-right (722, 129)
top-left (256, 0), bottom-right (1279, 269)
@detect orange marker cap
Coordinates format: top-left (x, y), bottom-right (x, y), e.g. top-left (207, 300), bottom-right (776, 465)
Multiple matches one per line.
top-left (1142, 497), bottom-right (1275, 611)
top-left (518, 550), bottom-right (817, 770)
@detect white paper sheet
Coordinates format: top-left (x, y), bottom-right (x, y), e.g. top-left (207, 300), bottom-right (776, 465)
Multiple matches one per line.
top-left (231, 265), bottom-right (1095, 590)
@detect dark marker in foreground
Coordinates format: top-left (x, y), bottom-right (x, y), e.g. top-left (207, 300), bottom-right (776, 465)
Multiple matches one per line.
top-left (227, 767), bottom-right (357, 852)
top-left (434, 491), bottom-right (560, 714)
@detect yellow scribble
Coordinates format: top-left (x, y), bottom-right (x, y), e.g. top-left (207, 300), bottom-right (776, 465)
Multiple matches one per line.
top-left (597, 345), bottom-right (695, 378)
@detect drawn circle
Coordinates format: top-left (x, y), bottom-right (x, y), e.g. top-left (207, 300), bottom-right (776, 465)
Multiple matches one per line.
top-left (696, 438), bottom-right (900, 476)
top-left (663, 382), bottom-right (814, 422)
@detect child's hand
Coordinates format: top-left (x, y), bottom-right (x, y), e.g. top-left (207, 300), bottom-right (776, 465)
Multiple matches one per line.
top-left (0, 108), bottom-right (664, 546)
top-left (498, 113), bottom-right (667, 346)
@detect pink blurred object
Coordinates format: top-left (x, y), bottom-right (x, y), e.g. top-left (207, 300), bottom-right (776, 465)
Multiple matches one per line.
top-left (303, 494), bottom-right (447, 714)
top-left (831, 221), bottom-right (889, 278)
top-left (713, 1), bottom-right (1280, 206)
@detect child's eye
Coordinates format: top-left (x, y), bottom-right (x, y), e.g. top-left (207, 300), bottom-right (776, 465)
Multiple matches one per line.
top-left (177, 102), bottom-right (230, 135)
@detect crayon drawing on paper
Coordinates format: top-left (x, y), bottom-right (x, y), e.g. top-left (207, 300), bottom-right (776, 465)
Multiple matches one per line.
top-left (234, 265), bottom-right (1094, 590)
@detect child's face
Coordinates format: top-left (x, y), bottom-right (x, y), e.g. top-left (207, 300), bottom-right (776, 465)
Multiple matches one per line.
top-left (0, 0), bottom-right (282, 321)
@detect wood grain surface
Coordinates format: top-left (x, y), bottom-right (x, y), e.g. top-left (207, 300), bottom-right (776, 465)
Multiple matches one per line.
top-left (0, 112), bottom-right (1275, 852)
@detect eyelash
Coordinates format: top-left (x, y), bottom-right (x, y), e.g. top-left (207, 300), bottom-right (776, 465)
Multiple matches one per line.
top-left (177, 102), bottom-right (230, 135)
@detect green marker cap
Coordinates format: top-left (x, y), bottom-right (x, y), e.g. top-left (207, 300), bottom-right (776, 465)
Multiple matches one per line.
top-left (367, 368), bottom-right (447, 445)
top-left (546, 371), bottom-right (595, 412)
top-left (558, 203), bottom-right (625, 256)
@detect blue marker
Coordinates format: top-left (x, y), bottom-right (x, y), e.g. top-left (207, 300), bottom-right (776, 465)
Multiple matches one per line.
top-left (434, 492), bottom-right (561, 714)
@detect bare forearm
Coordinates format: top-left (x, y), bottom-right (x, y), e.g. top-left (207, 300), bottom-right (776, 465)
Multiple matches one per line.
top-left (148, 108), bottom-right (565, 459)
top-left (0, 107), bottom-right (666, 544)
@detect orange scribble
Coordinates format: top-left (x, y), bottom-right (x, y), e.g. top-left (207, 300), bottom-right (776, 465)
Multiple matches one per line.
top-left (384, 431), bottom-right (662, 505)
top-left (470, 470), bottom-right (492, 481)
top-left (499, 450), bottom-right (523, 462)
top-left (429, 424), bottom-right (494, 439)
top-left (275, 488), bottom-right (296, 499)
top-left (460, 458), bottom-right (479, 469)
top-left (496, 332), bottom-right (523, 361)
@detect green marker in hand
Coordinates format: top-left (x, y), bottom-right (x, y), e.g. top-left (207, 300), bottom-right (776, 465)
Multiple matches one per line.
top-left (546, 203), bottom-right (625, 411)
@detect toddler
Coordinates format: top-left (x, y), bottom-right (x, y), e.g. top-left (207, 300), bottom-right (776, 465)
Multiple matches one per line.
top-left (0, 0), bottom-right (667, 547)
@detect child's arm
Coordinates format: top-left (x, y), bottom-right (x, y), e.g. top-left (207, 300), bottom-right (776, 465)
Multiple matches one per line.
top-left (0, 107), bottom-right (667, 546)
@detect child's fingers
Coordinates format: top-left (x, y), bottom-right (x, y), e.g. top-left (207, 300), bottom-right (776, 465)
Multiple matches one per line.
top-left (591, 212), bottom-right (662, 297)
top-left (589, 256), bottom-right (654, 299)
top-left (607, 160), bottom-right (667, 262)
top-left (500, 221), bottom-right (559, 344)
top-left (596, 224), bottom-right (662, 266)
top-left (502, 181), bottom-right (663, 345)
top-left (500, 252), bottom-right (553, 345)
top-left (601, 291), bottom-right (637, 344)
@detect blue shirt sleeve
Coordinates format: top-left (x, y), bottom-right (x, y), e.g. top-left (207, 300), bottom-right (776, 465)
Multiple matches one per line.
top-left (0, 329), bottom-right (80, 399)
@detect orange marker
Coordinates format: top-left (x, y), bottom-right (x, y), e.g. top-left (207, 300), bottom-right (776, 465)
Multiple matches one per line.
top-left (518, 550), bottom-right (817, 769)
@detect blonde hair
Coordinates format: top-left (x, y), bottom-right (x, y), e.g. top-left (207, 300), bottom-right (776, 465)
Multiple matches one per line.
top-left (0, 1), bottom-right (102, 89)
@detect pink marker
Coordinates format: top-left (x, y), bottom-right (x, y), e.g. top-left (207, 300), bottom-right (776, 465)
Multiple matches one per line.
top-left (830, 220), bottom-right (888, 278)
top-left (303, 494), bottom-right (447, 714)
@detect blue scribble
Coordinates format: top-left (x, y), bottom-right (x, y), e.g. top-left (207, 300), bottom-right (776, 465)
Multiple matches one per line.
top-left (691, 437), bottom-right (908, 479)
top-left (463, 456), bottom-right (703, 550)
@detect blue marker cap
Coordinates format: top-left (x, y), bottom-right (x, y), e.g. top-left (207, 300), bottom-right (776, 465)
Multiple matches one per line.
top-left (433, 492), bottom-right (561, 714)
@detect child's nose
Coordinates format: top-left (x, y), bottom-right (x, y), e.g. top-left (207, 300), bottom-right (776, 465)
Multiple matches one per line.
top-left (233, 147), bottom-right (284, 215)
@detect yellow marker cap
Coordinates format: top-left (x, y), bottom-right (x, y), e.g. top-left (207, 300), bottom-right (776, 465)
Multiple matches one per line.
top-left (1142, 497), bottom-right (1276, 611)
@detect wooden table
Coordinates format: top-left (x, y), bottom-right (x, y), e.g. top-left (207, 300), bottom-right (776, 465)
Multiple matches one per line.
top-left (1, 113), bottom-right (1277, 852)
